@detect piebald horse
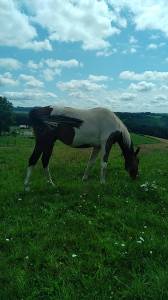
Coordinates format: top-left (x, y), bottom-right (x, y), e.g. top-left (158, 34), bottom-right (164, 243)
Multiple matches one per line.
top-left (24, 106), bottom-right (140, 191)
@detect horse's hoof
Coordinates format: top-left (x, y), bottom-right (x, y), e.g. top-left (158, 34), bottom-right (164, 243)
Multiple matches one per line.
top-left (47, 180), bottom-right (55, 187)
top-left (82, 176), bottom-right (88, 181)
top-left (24, 186), bottom-right (30, 192)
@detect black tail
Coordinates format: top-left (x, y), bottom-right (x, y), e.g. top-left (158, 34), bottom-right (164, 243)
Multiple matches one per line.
top-left (46, 115), bottom-right (83, 128)
top-left (29, 106), bottom-right (83, 130)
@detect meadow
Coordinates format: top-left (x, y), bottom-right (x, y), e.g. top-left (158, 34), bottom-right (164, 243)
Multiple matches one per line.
top-left (0, 133), bottom-right (168, 300)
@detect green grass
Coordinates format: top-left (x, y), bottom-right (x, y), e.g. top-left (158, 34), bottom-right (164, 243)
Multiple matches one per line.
top-left (0, 134), bottom-right (168, 300)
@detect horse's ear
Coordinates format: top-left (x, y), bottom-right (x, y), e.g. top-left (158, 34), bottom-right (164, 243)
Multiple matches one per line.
top-left (135, 147), bottom-right (140, 156)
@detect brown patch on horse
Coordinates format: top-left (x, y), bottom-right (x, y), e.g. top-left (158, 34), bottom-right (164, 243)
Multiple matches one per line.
top-left (56, 125), bottom-right (75, 145)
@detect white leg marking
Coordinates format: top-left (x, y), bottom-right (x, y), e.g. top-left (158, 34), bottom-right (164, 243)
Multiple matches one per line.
top-left (44, 166), bottom-right (55, 187)
top-left (82, 147), bottom-right (100, 181)
top-left (100, 162), bottom-right (107, 184)
top-left (24, 166), bottom-right (33, 191)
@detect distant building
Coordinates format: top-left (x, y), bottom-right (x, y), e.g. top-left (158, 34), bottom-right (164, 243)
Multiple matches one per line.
top-left (19, 125), bottom-right (28, 129)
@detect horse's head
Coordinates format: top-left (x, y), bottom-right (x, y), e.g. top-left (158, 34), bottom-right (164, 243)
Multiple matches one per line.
top-left (125, 147), bottom-right (140, 180)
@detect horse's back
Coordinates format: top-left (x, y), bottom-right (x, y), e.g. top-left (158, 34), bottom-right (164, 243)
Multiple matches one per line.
top-left (50, 106), bottom-right (127, 146)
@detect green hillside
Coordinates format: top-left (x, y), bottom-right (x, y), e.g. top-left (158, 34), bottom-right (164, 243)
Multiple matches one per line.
top-left (0, 134), bottom-right (168, 299)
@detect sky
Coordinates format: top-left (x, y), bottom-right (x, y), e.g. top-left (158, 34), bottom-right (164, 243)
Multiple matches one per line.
top-left (1, 0), bottom-right (168, 112)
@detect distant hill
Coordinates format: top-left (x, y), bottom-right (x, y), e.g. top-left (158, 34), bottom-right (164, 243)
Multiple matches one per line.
top-left (117, 112), bottom-right (168, 139)
top-left (13, 106), bottom-right (33, 113)
top-left (13, 107), bottom-right (168, 139)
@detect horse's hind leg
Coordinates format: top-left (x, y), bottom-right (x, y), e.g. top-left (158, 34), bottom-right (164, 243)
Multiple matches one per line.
top-left (24, 144), bottom-right (42, 191)
top-left (82, 147), bottom-right (100, 181)
top-left (41, 143), bottom-right (55, 186)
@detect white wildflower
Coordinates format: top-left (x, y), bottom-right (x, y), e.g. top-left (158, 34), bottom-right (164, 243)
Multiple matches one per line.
top-left (72, 254), bottom-right (77, 258)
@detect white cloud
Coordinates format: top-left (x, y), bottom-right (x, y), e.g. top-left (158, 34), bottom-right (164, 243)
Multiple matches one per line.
top-left (0, 0), bottom-right (52, 51)
top-left (57, 74), bottom-right (110, 93)
top-left (24, 0), bottom-right (124, 51)
top-left (88, 74), bottom-right (109, 82)
top-left (120, 93), bottom-right (136, 101)
top-left (57, 79), bottom-right (106, 92)
top-left (27, 60), bottom-right (44, 70)
top-left (24, 39), bottom-right (52, 51)
top-left (129, 81), bottom-right (155, 92)
top-left (147, 43), bottom-right (158, 49)
top-left (20, 74), bottom-right (44, 88)
top-left (45, 59), bottom-right (81, 69)
top-left (109, 0), bottom-right (168, 37)
top-left (0, 58), bottom-right (22, 69)
top-left (43, 59), bottom-right (82, 81)
top-left (42, 69), bottom-right (56, 81)
top-left (0, 72), bottom-right (18, 86)
top-left (27, 58), bottom-right (82, 81)
top-left (4, 90), bottom-right (57, 106)
top-left (120, 70), bottom-right (168, 81)
top-left (160, 85), bottom-right (168, 91)
top-left (147, 42), bottom-right (165, 50)
top-left (129, 36), bottom-right (138, 44)
top-left (130, 47), bottom-right (137, 53)
top-left (96, 48), bottom-right (117, 57)
top-left (154, 94), bottom-right (167, 102)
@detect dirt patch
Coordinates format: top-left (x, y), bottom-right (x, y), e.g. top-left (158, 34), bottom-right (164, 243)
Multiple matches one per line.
top-left (140, 139), bottom-right (168, 153)
top-left (145, 135), bottom-right (168, 144)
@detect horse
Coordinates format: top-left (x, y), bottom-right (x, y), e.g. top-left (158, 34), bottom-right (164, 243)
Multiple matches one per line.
top-left (24, 106), bottom-right (140, 191)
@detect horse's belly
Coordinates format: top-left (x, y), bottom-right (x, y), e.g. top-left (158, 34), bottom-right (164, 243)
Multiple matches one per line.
top-left (72, 126), bottom-right (100, 147)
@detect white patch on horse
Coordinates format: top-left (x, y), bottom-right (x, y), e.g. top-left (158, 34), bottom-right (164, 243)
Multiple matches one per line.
top-left (25, 106), bottom-right (139, 190)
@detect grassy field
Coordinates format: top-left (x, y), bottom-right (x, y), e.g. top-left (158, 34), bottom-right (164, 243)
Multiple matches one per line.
top-left (0, 134), bottom-right (168, 300)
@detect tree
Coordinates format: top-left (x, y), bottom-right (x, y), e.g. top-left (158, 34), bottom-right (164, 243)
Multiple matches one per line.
top-left (14, 112), bottom-right (29, 126)
top-left (0, 96), bottom-right (14, 135)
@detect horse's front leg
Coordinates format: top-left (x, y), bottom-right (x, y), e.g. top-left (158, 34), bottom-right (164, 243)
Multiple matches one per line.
top-left (82, 147), bottom-right (100, 181)
top-left (44, 166), bottom-right (55, 187)
top-left (100, 136), bottom-right (114, 184)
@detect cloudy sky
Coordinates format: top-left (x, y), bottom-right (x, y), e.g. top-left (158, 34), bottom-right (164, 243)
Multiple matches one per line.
top-left (1, 0), bottom-right (168, 112)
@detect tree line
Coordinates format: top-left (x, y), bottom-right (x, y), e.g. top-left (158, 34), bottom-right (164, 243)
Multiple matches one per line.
top-left (0, 96), bottom-right (168, 138)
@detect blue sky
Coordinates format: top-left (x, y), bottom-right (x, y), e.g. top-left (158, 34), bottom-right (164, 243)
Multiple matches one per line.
top-left (1, 0), bottom-right (168, 112)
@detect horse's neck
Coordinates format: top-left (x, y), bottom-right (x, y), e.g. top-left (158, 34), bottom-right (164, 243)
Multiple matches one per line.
top-left (117, 131), bottom-right (133, 159)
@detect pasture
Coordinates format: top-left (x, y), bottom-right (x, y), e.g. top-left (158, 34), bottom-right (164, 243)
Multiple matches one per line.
top-left (0, 134), bottom-right (168, 300)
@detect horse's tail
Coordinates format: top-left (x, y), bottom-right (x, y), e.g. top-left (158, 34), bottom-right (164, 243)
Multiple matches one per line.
top-left (29, 106), bottom-right (83, 130)
top-left (29, 106), bottom-right (53, 137)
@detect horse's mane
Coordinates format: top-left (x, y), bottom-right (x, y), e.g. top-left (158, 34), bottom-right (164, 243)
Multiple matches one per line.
top-left (121, 125), bottom-right (131, 148)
